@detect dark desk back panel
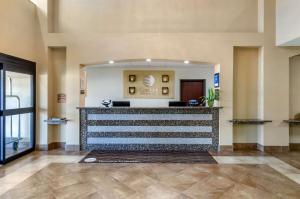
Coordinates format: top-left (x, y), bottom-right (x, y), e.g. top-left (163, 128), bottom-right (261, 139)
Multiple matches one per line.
top-left (112, 101), bottom-right (130, 107)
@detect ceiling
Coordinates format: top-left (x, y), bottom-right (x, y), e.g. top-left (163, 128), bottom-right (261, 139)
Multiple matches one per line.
top-left (85, 59), bottom-right (214, 69)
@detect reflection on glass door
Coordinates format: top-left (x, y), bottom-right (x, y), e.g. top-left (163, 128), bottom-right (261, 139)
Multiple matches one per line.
top-left (5, 72), bottom-right (34, 158)
top-left (0, 53), bottom-right (36, 164)
top-left (5, 113), bottom-right (33, 158)
top-left (6, 71), bottom-right (33, 109)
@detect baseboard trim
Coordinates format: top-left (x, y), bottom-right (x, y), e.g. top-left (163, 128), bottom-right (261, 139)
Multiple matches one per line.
top-left (290, 143), bottom-right (300, 151)
top-left (233, 143), bottom-right (257, 150)
top-left (65, 145), bottom-right (80, 151)
top-left (256, 143), bottom-right (264, 152)
top-left (256, 143), bottom-right (289, 153)
top-left (35, 142), bottom-right (66, 151)
top-left (35, 144), bottom-right (48, 151)
top-left (219, 145), bottom-right (233, 152)
top-left (233, 143), bottom-right (290, 153)
top-left (37, 143), bottom-right (296, 152)
top-left (49, 142), bottom-right (66, 150)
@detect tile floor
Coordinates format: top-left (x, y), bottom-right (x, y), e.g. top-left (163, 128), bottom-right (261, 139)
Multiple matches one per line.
top-left (0, 150), bottom-right (299, 199)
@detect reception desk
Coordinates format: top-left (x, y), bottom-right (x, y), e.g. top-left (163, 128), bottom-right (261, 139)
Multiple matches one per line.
top-left (78, 107), bottom-right (220, 152)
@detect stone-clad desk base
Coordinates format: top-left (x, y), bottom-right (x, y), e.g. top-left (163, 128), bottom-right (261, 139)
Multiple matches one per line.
top-left (79, 107), bottom-right (220, 152)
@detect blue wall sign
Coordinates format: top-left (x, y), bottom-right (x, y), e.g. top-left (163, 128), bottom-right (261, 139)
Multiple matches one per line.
top-left (214, 73), bottom-right (220, 88)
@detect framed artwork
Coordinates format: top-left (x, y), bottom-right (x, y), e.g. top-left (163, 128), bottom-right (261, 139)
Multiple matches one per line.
top-left (162, 87), bottom-right (169, 95)
top-left (129, 75), bottom-right (136, 82)
top-left (57, 93), bottom-right (66, 103)
top-left (162, 75), bottom-right (169, 83)
top-left (129, 87), bottom-right (136, 95)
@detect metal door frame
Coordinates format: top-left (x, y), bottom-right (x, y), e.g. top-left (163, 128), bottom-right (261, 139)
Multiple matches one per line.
top-left (0, 53), bottom-right (36, 164)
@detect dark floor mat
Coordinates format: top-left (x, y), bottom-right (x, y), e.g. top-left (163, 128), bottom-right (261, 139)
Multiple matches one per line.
top-left (79, 150), bottom-right (217, 164)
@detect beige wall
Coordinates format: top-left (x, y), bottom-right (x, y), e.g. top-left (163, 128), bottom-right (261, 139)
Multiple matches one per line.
top-left (0, 0), bottom-right (41, 145)
top-left (0, 0), bottom-right (36, 59)
top-left (51, 0), bottom-right (258, 33)
top-left (233, 47), bottom-right (259, 143)
top-left (259, 0), bottom-right (300, 147)
top-left (44, 0), bottom-right (300, 149)
top-left (290, 55), bottom-right (300, 143)
top-left (0, 0), bottom-right (50, 146)
top-left (48, 47), bottom-right (67, 143)
top-left (3, 0), bottom-right (300, 149)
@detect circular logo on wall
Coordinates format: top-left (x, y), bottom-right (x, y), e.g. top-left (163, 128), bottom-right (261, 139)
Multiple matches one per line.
top-left (143, 75), bottom-right (155, 87)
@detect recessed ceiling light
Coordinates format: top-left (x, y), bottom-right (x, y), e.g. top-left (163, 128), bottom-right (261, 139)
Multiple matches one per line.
top-left (108, 60), bottom-right (114, 64)
top-left (184, 60), bottom-right (190, 64)
top-left (146, 58), bottom-right (152, 62)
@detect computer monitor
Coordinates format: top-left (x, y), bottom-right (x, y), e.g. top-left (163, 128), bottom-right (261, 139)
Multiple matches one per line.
top-left (169, 101), bottom-right (187, 107)
top-left (112, 101), bottom-right (130, 107)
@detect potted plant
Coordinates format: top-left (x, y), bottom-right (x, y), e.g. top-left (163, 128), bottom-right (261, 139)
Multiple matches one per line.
top-left (201, 88), bottom-right (219, 108)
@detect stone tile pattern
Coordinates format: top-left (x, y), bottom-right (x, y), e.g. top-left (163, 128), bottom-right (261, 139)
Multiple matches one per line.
top-left (274, 152), bottom-right (300, 170)
top-left (79, 107), bottom-right (220, 152)
top-left (1, 163), bottom-right (300, 199)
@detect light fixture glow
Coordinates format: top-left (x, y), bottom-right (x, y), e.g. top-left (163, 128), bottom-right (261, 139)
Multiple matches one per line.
top-left (146, 58), bottom-right (152, 62)
top-left (184, 60), bottom-right (190, 64)
top-left (108, 60), bottom-right (114, 64)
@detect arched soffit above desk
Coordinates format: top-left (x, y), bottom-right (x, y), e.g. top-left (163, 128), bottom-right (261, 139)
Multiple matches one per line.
top-left (81, 59), bottom-right (216, 70)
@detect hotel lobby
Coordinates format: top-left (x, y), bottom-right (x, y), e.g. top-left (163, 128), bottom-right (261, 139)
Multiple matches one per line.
top-left (0, 0), bottom-right (300, 198)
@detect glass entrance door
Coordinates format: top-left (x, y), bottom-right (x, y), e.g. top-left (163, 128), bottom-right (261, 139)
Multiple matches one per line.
top-left (0, 53), bottom-right (36, 164)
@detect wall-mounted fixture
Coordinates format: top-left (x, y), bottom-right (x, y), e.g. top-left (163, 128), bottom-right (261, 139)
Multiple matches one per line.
top-left (162, 87), bottom-right (169, 95)
top-left (162, 75), bottom-right (169, 83)
top-left (129, 87), bottom-right (136, 95)
top-left (129, 75), bottom-right (136, 82)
